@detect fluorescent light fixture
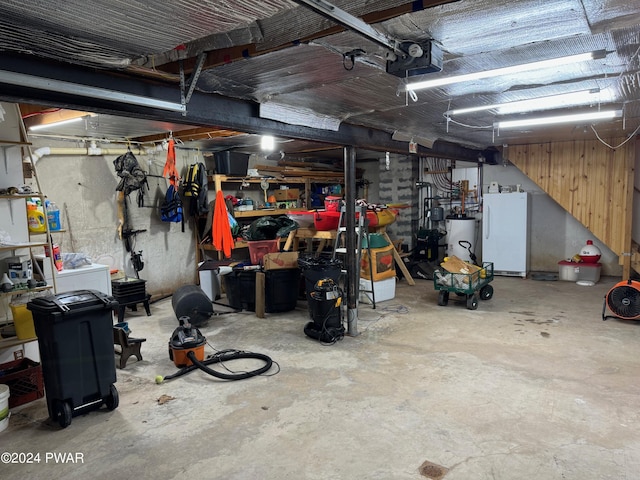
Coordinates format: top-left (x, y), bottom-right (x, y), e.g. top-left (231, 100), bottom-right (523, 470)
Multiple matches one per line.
top-left (261, 135), bottom-right (275, 151)
top-left (0, 70), bottom-right (186, 113)
top-left (407, 51), bottom-right (602, 92)
top-left (448, 89), bottom-right (611, 116)
top-left (495, 109), bottom-right (621, 129)
top-left (28, 116), bottom-right (85, 131)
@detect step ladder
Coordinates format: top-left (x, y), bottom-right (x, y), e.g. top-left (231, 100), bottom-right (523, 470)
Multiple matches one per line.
top-left (332, 204), bottom-right (376, 308)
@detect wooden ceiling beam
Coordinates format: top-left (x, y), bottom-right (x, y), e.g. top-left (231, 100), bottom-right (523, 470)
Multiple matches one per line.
top-left (155, 0), bottom-right (459, 75)
top-left (135, 127), bottom-right (247, 143)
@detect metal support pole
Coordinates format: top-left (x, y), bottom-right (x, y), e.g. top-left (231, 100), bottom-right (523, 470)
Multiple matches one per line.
top-left (344, 145), bottom-right (359, 336)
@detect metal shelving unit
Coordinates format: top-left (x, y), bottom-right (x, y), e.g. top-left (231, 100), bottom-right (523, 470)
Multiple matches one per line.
top-left (0, 102), bottom-right (58, 353)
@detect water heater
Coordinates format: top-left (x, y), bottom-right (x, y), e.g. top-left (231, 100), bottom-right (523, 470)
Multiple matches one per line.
top-left (445, 215), bottom-right (476, 263)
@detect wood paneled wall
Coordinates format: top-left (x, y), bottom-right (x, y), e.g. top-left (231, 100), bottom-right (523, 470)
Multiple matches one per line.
top-left (508, 138), bottom-right (636, 278)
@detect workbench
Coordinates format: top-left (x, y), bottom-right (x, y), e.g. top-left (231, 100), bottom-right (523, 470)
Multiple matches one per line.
top-left (282, 227), bottom-right (337, 253)
top-left (281, 226), bottom-right (415, 285)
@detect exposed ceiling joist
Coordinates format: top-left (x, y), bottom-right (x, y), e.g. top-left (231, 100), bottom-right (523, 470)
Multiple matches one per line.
top-left (0, 52), bottom-right (489, 162)
top-left (152, 0), bottom-right (459, 75)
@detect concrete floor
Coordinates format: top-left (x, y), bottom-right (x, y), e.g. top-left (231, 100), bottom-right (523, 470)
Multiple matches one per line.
top-left (2, 274), bottom-right (640, 479)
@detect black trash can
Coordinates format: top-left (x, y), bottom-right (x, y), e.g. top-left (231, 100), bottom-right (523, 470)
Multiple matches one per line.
top-left (223, 267), bottom-right (300, 313)
top-left (223, 269), bottom-right (258, 311)
top-left (265, 268), bottom-right (301, 313)
top-left (27, 290), bottom-right (119, 428)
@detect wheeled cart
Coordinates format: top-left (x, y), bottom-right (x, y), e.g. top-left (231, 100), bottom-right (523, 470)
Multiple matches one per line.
top-left (433, 262), bottom-right (494, 310)
top-left (27, 290), bottom-right (119, 428)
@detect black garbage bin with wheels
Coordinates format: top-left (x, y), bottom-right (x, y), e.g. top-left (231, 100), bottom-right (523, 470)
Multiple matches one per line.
top-left (27, 290), bottom-right (119, 428)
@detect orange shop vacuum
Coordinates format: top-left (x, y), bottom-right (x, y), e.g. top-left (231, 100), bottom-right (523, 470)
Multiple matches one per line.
top-left (158, 318), bottom-right (275, 384)
top-left (157, 285), bottom-right (275, 384)
top-left (168, 316), bottom-right (206, 368)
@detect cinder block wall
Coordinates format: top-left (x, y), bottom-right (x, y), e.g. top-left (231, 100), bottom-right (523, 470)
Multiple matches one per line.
top-left (378, 155), bottom-right (419, 250)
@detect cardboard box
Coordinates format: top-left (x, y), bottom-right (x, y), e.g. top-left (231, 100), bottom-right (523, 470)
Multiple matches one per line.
top-left (360, 245), bottom-right (395, 281)
top-left (274, 188), bottom-right (300, 201)
top-left (263, 251), bottom-right (299, 270)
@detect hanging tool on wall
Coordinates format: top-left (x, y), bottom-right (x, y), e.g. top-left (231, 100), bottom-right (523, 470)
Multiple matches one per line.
top-left (120, 195), bottom-right (146, 278)
top-left (113, 148), bottom-right (148, 277)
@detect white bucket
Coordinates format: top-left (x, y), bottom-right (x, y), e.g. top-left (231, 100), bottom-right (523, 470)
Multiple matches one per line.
top-left (0, 414), bottom-right (9, 433)
top-left (0, 384), bottom-right (9, 432)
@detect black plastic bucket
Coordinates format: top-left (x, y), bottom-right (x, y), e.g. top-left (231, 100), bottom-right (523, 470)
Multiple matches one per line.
top-left (265, 268), bottom-right (301, 313)
top-left (223, 268), bottom-right (300, 313)
top-left (223, 269), bottom-right (257, 311)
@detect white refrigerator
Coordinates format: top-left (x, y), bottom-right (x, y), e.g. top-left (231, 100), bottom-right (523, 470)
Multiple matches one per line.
top-left (482, 192), bottom-right (529, 277)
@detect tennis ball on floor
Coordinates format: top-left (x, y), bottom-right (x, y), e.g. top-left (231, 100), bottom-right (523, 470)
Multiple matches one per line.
top-left (155, 375), bottom-right (164, 384)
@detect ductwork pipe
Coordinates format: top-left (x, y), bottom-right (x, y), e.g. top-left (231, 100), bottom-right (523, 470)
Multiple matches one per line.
top-left (25, 145), bottom-right (155, 165)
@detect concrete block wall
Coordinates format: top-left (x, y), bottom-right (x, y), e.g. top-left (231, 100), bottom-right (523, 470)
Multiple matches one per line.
top-left (31, 140), bottom-right (198, 297)
top-left (377, 154), bottom-right (420, 251)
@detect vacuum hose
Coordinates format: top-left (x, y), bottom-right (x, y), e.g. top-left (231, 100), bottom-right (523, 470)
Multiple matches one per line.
top-left (158, 349), bottom-right (273, 383)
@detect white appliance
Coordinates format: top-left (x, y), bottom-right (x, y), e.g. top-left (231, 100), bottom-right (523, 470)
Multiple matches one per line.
top-left (482, 192), bottom-right (529, 277)
top-left (445, 216), bottom-right (477, 263)
top-left (34, 254), bottom-right (112, 295)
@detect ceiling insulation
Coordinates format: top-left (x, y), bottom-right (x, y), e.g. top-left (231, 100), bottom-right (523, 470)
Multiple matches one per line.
top-left (0, 0), bottom-right (639, 154)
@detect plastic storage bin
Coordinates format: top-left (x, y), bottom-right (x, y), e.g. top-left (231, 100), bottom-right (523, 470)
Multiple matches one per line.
top-left (247, 239), bottom-right (280, 265)
top-left (576, 262), bottom-right (601, 283)
top-left (27, 290), bottom-right (119, 428)
top-left (558, 260), bottom-right (579, 281)
top-left (214, 151), bottom-right (249, 176)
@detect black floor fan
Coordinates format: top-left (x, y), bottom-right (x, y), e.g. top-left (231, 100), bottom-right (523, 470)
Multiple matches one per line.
top-left (602, 280), bottom-right (640, 320)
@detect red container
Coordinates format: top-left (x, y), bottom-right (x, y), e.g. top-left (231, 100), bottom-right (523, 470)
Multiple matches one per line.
top-left (0, 358), bottom-right (45, 408)
top-left (314, 210), bottom-right (341, 230)
top-left (247, 239), bottom-right (280, 265)
top-left (324, 196), bottom-right (342, 212)
top-left (44, 243), bottom-right (63, 271)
